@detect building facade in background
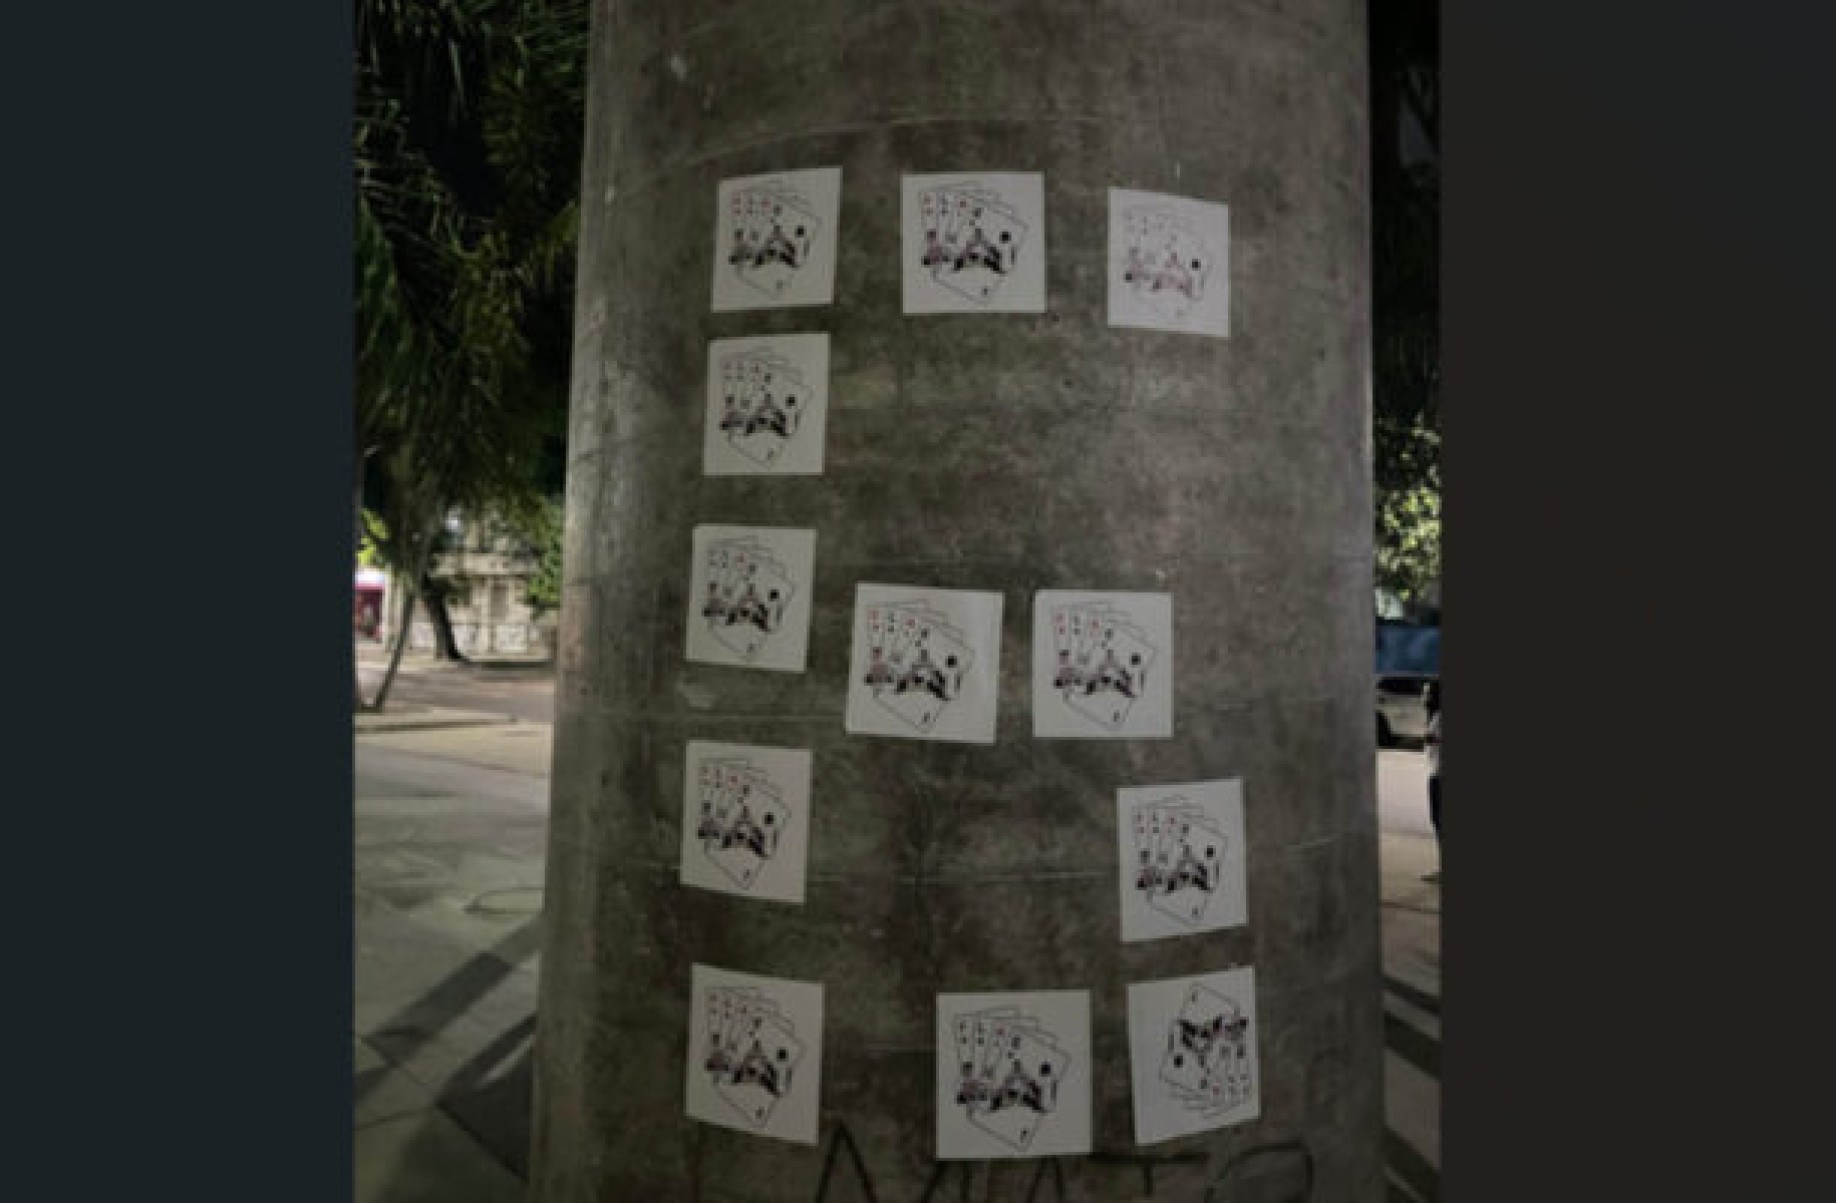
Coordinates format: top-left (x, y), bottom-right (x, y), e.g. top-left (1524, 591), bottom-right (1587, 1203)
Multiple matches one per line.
top-left (407, 516), bottom-right (555, 658)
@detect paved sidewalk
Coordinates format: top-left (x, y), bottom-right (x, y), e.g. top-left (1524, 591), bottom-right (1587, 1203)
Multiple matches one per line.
top-left (1379, 832), bottom-right (1442, 1202)
top-left (356, 726), bottom-right (549, 1203)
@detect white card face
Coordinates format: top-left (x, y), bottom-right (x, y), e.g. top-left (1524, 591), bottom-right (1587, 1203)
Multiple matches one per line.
top-left (1117, 779), bottom-right (1248, 943)
top-left (936, 991), bottom-right (1091, 1160)
top-left (685, 526), bottom-right (817, 673)
top-left (1107, 188), bottom-right (1230, 338)
top-left (902, 173), bottom-right (1046, 314)
top-left (844, 584), bottom-right (1004, 744)
top-left (1032, 591), bottom-right (1173, 739)
top-left (687, 964), bottom-right (825, 1145)
top-left (680, 741), bottom-right (813, 905)
top-left (703, 333), bottom-right (830, 476)
top-left (1127, 967), bottom-right (1260, 1144)
top-left (711, 168), bottom-right (842, 312)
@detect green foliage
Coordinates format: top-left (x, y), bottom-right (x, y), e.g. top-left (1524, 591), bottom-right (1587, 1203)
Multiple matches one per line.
top-left (356, 0), bottom-right (588, 558)
top-left (520, 496), bottom-right (565, 616)
top-left (358, 509), bottom-right (390, 569)
top-left (1371, 1), bottom-right (1440, 605)
top-left (1376, 451), bottom-right (1441, 603)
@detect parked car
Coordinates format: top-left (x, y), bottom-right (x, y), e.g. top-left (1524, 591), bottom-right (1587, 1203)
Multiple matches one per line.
top-left (1376, 618), bottom-right (1439, 747)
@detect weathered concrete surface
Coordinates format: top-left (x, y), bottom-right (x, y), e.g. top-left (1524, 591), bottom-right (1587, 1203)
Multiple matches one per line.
top-left (534, 1), bottom-right (1378, 1198)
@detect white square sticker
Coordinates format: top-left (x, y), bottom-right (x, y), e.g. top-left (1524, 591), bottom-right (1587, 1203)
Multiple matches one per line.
top-left (844, 584), bottom-right (1004, 744)
top-left (1107, 187), bottom-right (1230, 337)
top-left (703, 333), bottom-right (830, 476)
top-left (680, 741), bottom-right (812, 905)
top-left (711, 167), bottom-right (842, 312)
top-left (1127, 967), bottom-right (1261, 1144)
top-left (936, 990), bottom-right (1091, 1160)
top-left (685, 526), bottom-right (816, 673)
top-left (902, 173), bottom-right (1047, 314)
top-left (687, 964), bottom-right (825, 1145)
top-left (1117, 778), bottom-right (1248, 943)
top-left (1033, 591), bottom-right (1174, 739)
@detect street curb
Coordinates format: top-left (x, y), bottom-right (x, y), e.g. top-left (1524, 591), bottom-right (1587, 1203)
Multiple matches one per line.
top-left (354, 710), bottom-right (517, 735)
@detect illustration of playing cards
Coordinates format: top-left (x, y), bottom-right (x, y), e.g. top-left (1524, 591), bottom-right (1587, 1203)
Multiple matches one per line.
top-left (844, 584), bottom-right (1003, 744)
top-left (1107, 188), bottom-right (1230, 337)
top-left (703, 333), bottom-right (830, 476)
top-left (685, 526), bottom-right (816, 673)
top-left (902, 173), bottom-right (1046, 314)
top-left (687, 964), bottom-right (824, 1145)
top-left (1033, 591), bottom-right (1174, 738)
top-left (711, 167), bottom-right (842, 312)
top-left (936, 991), bottom-right (1091, 1160)
top-left (680, 741), bottom-right (812, 904)
top-left (1117, 778), bottom-right (1248, 943)
top-left (1126, 967), bottom-right (1261, 1144)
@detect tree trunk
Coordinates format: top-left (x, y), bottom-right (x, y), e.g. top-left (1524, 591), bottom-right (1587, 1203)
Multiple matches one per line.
top-left (534, 2), bottom-right (1379, 1198)
top-left (363, 509), bottom-right (441, 713)
top-left (421, 576), bottom-right (470, 662)
top-left (353, 448), bottom-right (367, 713)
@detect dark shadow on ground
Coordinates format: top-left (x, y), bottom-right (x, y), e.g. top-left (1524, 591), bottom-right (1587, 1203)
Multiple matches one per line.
top-left (358, 918), bottom-right (541, 1200)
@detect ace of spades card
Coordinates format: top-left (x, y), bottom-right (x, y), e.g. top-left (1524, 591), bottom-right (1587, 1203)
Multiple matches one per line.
top-left (679, 741), bottom-right (813, 905)
top-left (685, 526), bottom-right (816, 673)
top-left (1107, 188), bottom-right (1230, 338)
top-left (844, 584), bottom-right (1004, 744)
top-left (710, 168), bottom-right (842, 312)
top-left (1126, 967), bottom-right (1261, 1144)
top-left (1116, 778), bottom-right (1248, 943)
top-left (703, 333), bottom-right (830, 476)
top-left (687, 964), bottom-right (825, 1145)
top-left (1032, 591), bottom-right (1174, 738)
top-left (902, 173), bottom-right (1046, 314)
top-left (936, 991), bottom-right (1091, 1160)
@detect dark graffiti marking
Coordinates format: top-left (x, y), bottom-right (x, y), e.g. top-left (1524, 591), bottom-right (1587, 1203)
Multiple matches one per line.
top-left (1090, 1149), bottom-right (1207, 1197)
top-left (809, 1121), bottom-right (1314, 1202)
top-left (811, 1121), bottom-right (879, 1203)
top-left (1203, 1140), bottom-right (1316, 1203)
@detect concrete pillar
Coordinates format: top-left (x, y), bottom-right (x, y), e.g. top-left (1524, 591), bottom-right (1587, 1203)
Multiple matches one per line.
top-left (535, 2), bottom-right (1378, 1199)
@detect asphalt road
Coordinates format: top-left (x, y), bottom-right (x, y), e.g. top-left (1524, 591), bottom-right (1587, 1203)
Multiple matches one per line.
top-left (357, 652), bottom-right (556, 724)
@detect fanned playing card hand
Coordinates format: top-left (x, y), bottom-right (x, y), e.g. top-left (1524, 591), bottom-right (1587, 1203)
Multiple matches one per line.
top-left (861, 600), bottom-right (974, 733)
top-left (702, 536), bottom-right (793, 661)
top-left (949, 1004), bottom-right (1072, 1154)
top-left (1158, 984), bottom-right (1254, 1118)
top-left (726, 184), bottom-right (822, 300)
top-left (1050, 601), bottom-right (1159, 731)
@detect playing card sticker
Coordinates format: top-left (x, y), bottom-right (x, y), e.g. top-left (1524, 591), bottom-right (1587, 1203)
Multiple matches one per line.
top-left (687, 964), bottom-right (825, 1145)
top-left (1127, 967), bottom-right (1260, 1144)
top-left (685, 526), bottom-right (816, 673)
top-left (680, 741), bottom-right (812, 904)
top-left (902, 173), bottom-right (1046, 314)
top-left (1107, 188), bottom-right (1230, 338)
top-left (1117, 778), bottom-right (1248, 943)
top-left (703, 333), bottom-right (830, 476)
top-left (711, 167), bottom-right (842, 312)
top-left (1033, 591), bottom-right (1174, 738)
top-left (936, 991), bottom-right (1091, 1160)
top-left (844, 584), bottom-right (1004, 744)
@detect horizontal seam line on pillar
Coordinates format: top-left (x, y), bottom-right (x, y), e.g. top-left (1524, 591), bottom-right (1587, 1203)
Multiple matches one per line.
top-left (610, 112), bottom-right (1117, 199)
top-left (562, 844), bottom-right (1365, 882)
top-left (551, 701), bottom-right (1354, 724)
top-left (620, 0), bottom-right (1353, 60)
